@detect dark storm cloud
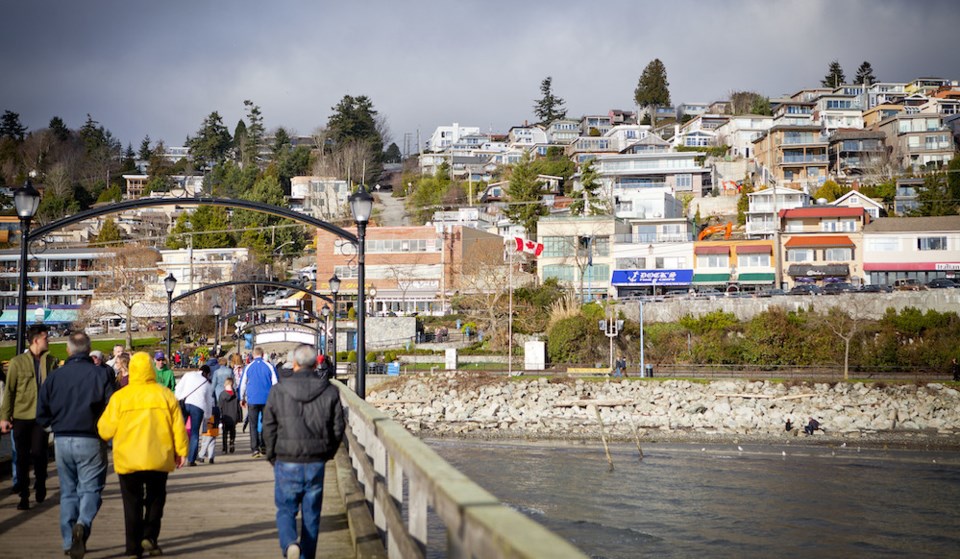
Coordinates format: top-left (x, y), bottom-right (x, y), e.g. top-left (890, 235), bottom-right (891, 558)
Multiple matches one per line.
top-left (2, 1), bottom-right (959, 150)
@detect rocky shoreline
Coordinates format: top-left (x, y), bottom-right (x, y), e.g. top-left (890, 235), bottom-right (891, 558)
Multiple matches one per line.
top-left (368, 374), bottom-right (960, 450)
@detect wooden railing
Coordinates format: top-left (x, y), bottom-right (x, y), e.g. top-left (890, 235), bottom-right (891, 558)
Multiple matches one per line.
top-left (334, 380), bottom-right (588, 559)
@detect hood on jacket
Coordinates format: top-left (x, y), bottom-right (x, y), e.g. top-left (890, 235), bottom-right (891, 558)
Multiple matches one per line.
top-left (129, 352), bottom-right (157, 385)
top-left (281, 370), bottom-right (330, 403)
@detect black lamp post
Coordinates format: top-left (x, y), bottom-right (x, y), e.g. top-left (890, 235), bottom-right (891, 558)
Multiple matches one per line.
top-left (212, 303), bottom-right (222, 357)
top-left (164, 273), bottom-right (177, 362)
top-left (348, 184), bottom-right (373, 399)
top-left (14, 179), bottom-right (41, 354)
top-left (328, 273), bottom-right (340, 376)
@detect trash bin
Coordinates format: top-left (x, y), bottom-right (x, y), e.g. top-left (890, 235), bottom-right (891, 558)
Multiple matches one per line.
top-left (645, 364), bottom-right (654, 378)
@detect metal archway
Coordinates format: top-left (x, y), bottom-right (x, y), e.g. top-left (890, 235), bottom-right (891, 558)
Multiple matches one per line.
top-left (170, 280), bottom-right (333, 306)
top-left (238, 322), bottom-right (322, 336)
top-left (223, 306), bottom-right (324, 324)
top-left (28, 197), bottom-right (357, 244)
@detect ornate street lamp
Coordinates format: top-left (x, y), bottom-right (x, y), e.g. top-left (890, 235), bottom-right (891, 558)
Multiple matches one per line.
top-left (164, 273), bottom-right (177, 362)
top-left (320, 304), bottom-right (330, 355)
top-left (349, 185), bottom-right (373, 398)
top-left (212, 303), bottom-right (222, 357)
top-left (14, 179), bottom-right (41, 354)
top-left (369, 286), bottom-right (377, 317)
top-left (328, 274), bottom-right (340, 375)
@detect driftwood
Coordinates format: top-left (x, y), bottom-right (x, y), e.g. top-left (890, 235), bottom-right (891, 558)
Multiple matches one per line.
top-left (716, 393), bottom-right (817, 402)
top-left (368, 399), bottom-right (428, 405)
top-left (594, 408), bottom-right (614, 471)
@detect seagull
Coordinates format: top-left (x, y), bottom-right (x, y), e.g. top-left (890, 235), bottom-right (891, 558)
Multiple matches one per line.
top-left (840, 442), bottom-right (846, 448)
top-left (701, 448), bottom-right (706, 452)
top-left (737, 446), bottom-right (744, 452)
top-left (782, 451), bottom-right (787, 456)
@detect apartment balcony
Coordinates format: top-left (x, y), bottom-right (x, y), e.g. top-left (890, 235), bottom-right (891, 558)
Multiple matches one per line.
top-left (745, 222), bottom-right (778, 236)
top-left (612, 233), bottom-right (693, 245)
top-left (778, 155), bottom-right (829, 165)
top-left (781, 135), bottom-right (829, 146)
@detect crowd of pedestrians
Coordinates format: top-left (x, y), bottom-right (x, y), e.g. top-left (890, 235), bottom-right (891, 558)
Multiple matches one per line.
top-left (0, 328), bottom-right (342, 559)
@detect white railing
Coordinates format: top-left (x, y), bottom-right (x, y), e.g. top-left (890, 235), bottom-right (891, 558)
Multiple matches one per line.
top-left (336, 382), bottom-right (588, 559)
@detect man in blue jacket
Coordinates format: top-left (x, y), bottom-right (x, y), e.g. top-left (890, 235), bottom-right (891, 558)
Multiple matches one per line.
top-left (239, 347), bottom-right (277, 457)
top-left (37, 332), bottom-right (115, 559)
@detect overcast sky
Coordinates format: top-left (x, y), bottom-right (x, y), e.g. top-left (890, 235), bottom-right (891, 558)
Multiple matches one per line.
top-left (3, 0), bottom-right (959, 154)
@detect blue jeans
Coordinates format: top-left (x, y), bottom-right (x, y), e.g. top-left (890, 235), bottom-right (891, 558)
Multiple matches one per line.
top-left (274, 461), bottom-right (326, 559)
top-left (54, 436), bottom-right (107, 551)
top-left (185, 404), bottom-right (204, 463)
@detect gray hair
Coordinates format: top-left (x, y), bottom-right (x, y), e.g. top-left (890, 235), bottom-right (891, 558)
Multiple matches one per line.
top-left (67, 332), bottom-right (92, 355)
top-left (293, 344), bottom-right (317, 368)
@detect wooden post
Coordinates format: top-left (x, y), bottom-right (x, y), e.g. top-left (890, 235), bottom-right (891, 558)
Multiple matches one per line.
top-left (594, 407), bottom-right (614, 471)
top-left (631, 422), bottom-right (644, 461)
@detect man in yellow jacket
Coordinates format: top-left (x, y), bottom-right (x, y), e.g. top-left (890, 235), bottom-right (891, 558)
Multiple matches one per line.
top-left (98, 352), bottom-right (187, 558)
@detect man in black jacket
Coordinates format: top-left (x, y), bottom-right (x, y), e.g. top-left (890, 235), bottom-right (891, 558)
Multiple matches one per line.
top-left (263, 344), bottom-right (344, 559)
top-left (37, 332), bottom-right (115, 559)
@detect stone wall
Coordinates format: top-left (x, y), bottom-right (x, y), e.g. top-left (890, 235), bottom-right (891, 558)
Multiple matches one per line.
top-left (623, 290), bottom-right (960, 323)
top-left (369, 375), bottom-right (960, 444)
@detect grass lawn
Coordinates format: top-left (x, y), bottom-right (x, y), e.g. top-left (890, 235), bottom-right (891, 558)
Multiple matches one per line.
top-left (0, 337), bottom-right (161, 363)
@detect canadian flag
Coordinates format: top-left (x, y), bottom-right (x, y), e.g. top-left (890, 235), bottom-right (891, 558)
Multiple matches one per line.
top-left (514, 236), bottom-right (544, 256)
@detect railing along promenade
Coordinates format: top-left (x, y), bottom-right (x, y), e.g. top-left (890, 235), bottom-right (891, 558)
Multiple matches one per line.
top-left (334, 380), bottom-right (588, 559)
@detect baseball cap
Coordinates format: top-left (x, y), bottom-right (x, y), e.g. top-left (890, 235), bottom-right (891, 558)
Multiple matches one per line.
top-left (206, 357), bottom-right (219, 369)
top-left (154, 351), bottom-right (166, 360)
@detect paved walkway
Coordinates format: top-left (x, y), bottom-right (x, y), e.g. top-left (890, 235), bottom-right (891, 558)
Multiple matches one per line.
top-left (0, 430), bottom-right (354, 558)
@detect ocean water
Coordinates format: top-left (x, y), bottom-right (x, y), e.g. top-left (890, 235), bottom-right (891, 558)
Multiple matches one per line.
top-left (425, 439), bottom-right (960, 558)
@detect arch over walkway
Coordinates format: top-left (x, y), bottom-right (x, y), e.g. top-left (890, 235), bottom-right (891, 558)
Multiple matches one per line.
top-left (223, 306), bottom-right (324, 323)
top-left (170, 280), bottom-right (333, 306)
top-left (28, 197), bottom-right (358, 244)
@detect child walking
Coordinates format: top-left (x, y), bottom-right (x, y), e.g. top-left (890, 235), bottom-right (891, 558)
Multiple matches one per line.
top-left (198, 412), bottom-right (219, 464)
top-left (217, 377), bottom-right (242, 454)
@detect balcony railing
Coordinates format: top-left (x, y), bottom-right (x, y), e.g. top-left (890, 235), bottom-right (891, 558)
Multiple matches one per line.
top-left (612, 233), bottom-right (693, 244)
top-left (778, 155), bottom-right (829, 164)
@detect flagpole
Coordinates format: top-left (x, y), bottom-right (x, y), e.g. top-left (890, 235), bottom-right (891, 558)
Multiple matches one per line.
top-left (508, 245), bottom-right (514, 376)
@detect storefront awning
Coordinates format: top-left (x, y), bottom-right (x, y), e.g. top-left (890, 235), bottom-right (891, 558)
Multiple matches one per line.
top-left (736, 245), bottom-right (773, 254)
top-left (737, 272), bottom-right (775, 283)
top-left (787, 264), bottom-right (849, 277)
top-left (785, 235), bottom-right (854, 248)
top-left (692, 273), bottom-right (731, 284)
top-left (694, 245), bottom-right (730, 255)
top-left (0, 309), bottom-right (78, 325)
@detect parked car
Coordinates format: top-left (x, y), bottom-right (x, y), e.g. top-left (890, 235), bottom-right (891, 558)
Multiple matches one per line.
top-left (1, 326), bottom-right (17, 340)
top-left (298, 265), bottom-right (317, 282)
top-left (926, 278), bottom-right (958, 289)
top-left (859, 284), bottom-right (893, 293)
top-left (85, 324), bottom-right (104, 335)
top-left (822, 282), bottom-right (856, 295)
top-left (893, 279), bottom-right (924, 291)
top-left (788, 284), bottom-right (823, 296)
top-left (262, 290), bottom-right (279, 305)
top-left (756, 288), bottom-right (786, 298)
top-left (118, 320), bottom-right (139, 333)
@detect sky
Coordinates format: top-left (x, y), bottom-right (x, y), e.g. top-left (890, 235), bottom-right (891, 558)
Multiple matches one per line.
top-left (3, 0), bottom-right (960, 155)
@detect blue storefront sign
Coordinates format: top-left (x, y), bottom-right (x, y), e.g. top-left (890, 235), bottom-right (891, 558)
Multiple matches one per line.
top-left (611, 269), bottom-right (694, 286)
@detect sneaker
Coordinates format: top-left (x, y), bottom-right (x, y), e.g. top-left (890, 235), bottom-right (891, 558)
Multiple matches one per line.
top-left (141, 539), bottom-right (163, 556)
top-left (209, 457), bottom-right (215, 464)
top-left (285, 543), bottom-right (301, 559)
top-left (230, 445), bottom-right (236, 454)
top-left (36, 485), bottom-right (46, 504)
top-left (70, 523), bottom-right (86, 559)
top-left (252, 450), bottom-right (262, 458)
top-left (17, 497), bottom-right (30, 510)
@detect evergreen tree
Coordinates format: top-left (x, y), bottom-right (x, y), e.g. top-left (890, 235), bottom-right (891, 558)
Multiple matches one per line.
top-left (533, 76), bottom-right (567, 125)
top-left (185, 111), bottom-right (232, 170)
top-left (634, 59), bottom-right (671, 127)
top-left (326, 94), bottom-right (384, 182)
top-left (855, 61), bottom-right (877, 85)
top-left (504, 153), bottom-right (546, 237)
top-left (96, 218), bottom-right (123, 246)
top-left (383, 142), bottom-right (402, 163)
top-left (241, 100), bottom-right (265, 169)
top-left (912, 170), bottom-right (957, 216)
top-left (570, 160), bottom-right (605, 216)
top-left (138, 135), bottom-right (152, 161)
top-left (0, 110), bottom-right (27, 142)
top-left (48, 116), bottom-right (70, 142)
top-left (233, 119), bottom-right (247, 161)
top-left (821, 60), bottom-right (846, 88)
top-left (270, 127), bottom-right (292, 161)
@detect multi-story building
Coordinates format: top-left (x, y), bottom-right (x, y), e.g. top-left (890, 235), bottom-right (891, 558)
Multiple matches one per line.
top-left (827, 129), bottom-right (886, 179)
top-left (752, 123), bottom-right (829, 192)
top-left (122, 174), bottom-right (204, 199)
top-left (537, 215), bottom-right (627, 301)
top-left (745, 186), bottom-right (809, 238)
top-left (689, 240), bottom-right (777, 292)
top-left (862, 216), bottom-right (960, 285)
top-left (580, 115), bottom-right (613, 136)
top-left (893, 177), bottom-right (923, 215)
top-left (714, 115), bottom-right (774, 159)
top-left (289, 176), bottom-right (349, 221)
top-left (594, 150), bottom-right (712, 200)
top-left (612, 232), bottom-right (694, 297)
top-left (779, 206), bottom-right (870, 288)
top-left (426, 123), bottom-right (481, 153)
top-left (544, 119), bottom-right (581, 144)
top-left (158, 247), bottom-right (251, 299)
top-left (874, 113), bottom-right (955, 170)
top-left (315, 225), bottom-right (504, 316)
top-left (832, 190), bottom-right (885, 220)
top-left (862, 104), bottom-right (903, 128)
top-left (813, 93), bottom-right (864, 132)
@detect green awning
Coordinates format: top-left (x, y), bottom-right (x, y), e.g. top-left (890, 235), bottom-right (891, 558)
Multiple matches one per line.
top-left (692, 273), bottom-right (731, 284)
top-left (46, 309), bottom-right (78, 324)
top-left (737, 273), bottom-right (775, 284)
